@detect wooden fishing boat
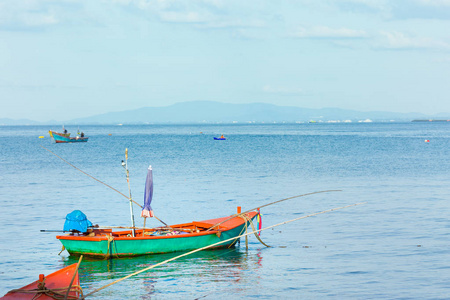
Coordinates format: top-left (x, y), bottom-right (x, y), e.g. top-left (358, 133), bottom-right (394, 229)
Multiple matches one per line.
top-left (48, 130), bottom-right (70, 138)
top-left (57, 211), bottom-right (258, 258)
top-left (0, 263), bottom-right (82, 299)
top-left (49, 130), bottom-right (88, 143)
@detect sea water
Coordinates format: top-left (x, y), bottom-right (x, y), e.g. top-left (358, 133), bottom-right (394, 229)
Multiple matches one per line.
top-left (0, 123), bottom-right (449, 299)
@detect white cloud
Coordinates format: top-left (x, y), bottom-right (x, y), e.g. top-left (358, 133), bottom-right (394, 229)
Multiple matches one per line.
top-left (20, 12), bottom-right (58, 27)
top-left (377, 31), bottom-right (450, 50)
top-left (293, 26), bottom-right (368, 39)
top-left (331, 0), bottom-right (392, 17)
top-left (337, 0), bottom-right (390, 10)
top-left (263, 85), bottom-right (303, 95)
top-left (433, 56), bottom-right (450, 63)
top-left (417, 0), bottom-right (450, 6)
top-left (108, 0), bottom-right (266, 30)
top-left (196, 19), bottom-right (265, 29)
top-left (0, 1), bottom-right (79, 30)
top-left (113, 0), bottom-right (224, 12)
top-left (159, 11), bottom-right (207, 23)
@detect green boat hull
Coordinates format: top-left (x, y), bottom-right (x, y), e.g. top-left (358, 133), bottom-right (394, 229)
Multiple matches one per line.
top-left (59, 218), bottom-right (254, 258)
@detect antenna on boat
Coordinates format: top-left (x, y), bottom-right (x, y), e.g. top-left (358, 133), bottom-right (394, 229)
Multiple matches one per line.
top-left (122, 148), bottom-right (136, 237)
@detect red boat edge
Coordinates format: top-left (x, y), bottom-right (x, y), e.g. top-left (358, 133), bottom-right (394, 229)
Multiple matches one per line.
top-left (0, 263), bottom-right (82, 300)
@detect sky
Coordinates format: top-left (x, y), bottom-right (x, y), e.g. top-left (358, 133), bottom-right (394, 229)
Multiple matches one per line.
top-left (1, 0), bottom-right (450, 121)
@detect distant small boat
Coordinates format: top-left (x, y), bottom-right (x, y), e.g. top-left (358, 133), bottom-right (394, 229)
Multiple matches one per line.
top-left (49, 130), bottom-right (88, 143)
top-left (214, 135), bottom-right (226, 140)
top-left (0, 263), bottom-right (82, 299)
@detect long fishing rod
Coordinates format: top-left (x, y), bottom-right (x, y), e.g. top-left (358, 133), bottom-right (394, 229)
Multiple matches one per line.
top-left (40, 145), bottom-right (168, 227)
top-left (205, 189), bottom-right (342, 232)
top-left (80, 201), bottom-right (365, 299)
top-left (41, 146), bottom-right (138, 205)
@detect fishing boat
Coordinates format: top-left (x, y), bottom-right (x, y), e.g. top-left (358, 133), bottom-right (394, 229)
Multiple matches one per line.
top-left (49, 130), bottom-right (88, 143)
top-left (0, 263), bottom-right (82, 299)
top-left (214, 135), bottom-right (226, 140)
top-left (57, 211), bottom-right (259, 258)
top-left (42, 149), bottom-right (259, 258)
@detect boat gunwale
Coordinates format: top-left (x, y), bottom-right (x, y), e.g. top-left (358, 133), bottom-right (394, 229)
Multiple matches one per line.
top-left (56, 212), bottom-right (257, 242)
top-left (56, 229), bottom-right (222, 241)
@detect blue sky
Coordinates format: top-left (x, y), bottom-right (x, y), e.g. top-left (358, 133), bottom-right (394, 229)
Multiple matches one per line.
top-left (1, 0), bottom-right (450, 121)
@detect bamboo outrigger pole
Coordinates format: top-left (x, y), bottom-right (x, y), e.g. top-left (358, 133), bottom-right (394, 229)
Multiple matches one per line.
top-left (205, 189), bottom-right (342, 232)
top-left (64, 255), bottom-right (83, 300)
top-left (81, 202), bottom-right (365, 299)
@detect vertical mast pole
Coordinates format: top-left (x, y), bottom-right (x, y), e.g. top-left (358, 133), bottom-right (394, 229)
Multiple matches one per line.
top-left (125, 148), bottom-right (136, 237)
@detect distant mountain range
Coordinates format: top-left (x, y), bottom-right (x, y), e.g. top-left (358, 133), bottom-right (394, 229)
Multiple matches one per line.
top-left (1, 101), bottom-right (449, 125)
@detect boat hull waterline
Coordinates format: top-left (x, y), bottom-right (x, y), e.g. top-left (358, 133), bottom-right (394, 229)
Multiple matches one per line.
top-left (57, 212), bottom-right (258, 258)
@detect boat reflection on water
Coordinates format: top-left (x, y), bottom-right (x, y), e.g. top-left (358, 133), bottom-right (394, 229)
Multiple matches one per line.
top-left (62, 246), bottom-right (263, 298)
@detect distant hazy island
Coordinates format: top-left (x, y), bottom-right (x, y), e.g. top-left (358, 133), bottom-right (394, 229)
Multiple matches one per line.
top-left (1, 101), bottom-right (449, 125)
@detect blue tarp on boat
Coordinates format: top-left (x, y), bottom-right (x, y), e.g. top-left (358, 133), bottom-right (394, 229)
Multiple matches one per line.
top-left (63, 210), bottom-right (93, 233)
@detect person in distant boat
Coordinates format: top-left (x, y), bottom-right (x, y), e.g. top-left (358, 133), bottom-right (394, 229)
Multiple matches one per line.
top-left (220, 135), bottom-right (224, 139)
top-left (81, 132), bottom-right (84, 137)
top-left (64, 129), bottom-right (68, 134)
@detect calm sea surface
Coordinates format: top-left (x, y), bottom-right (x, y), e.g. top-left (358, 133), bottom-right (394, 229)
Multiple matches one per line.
top-left (0, 123), bottom-right (449, 299)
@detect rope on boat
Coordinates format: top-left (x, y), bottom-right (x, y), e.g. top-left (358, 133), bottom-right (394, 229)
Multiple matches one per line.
top-left (6, 255), bottom-right (84, 300)
top-left (105, 236), bottom-right (119, 259)
top-left (58, 245), bottom-right (66, 256)
top-left (205, 189), bottom-right (342, 232)
top-left (240, 213), bottom-right (270, 248)
top-left (225, 211), bottom-right (267, 250)
top-left (227, 215), bottom-right (249, 249)
top-left (6, 285), bottom-right (83, 300)
top-left (80, 202), bottom-right (365, 299)
top-left (245, 216), bottom-right (248, 250)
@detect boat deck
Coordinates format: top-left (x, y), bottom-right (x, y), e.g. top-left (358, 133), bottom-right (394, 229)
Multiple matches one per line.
top-left (58, 212), bottom-right (258, 241)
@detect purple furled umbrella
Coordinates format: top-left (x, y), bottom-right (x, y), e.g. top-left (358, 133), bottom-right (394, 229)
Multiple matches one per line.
top-left (141, 165), bottom-right (154, 218)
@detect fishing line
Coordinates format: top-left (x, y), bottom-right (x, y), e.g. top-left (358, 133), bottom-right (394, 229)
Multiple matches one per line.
top-left (41, 146), bottom-right (171, 228)
top-left (41, 146), bottom-right (139, 206)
